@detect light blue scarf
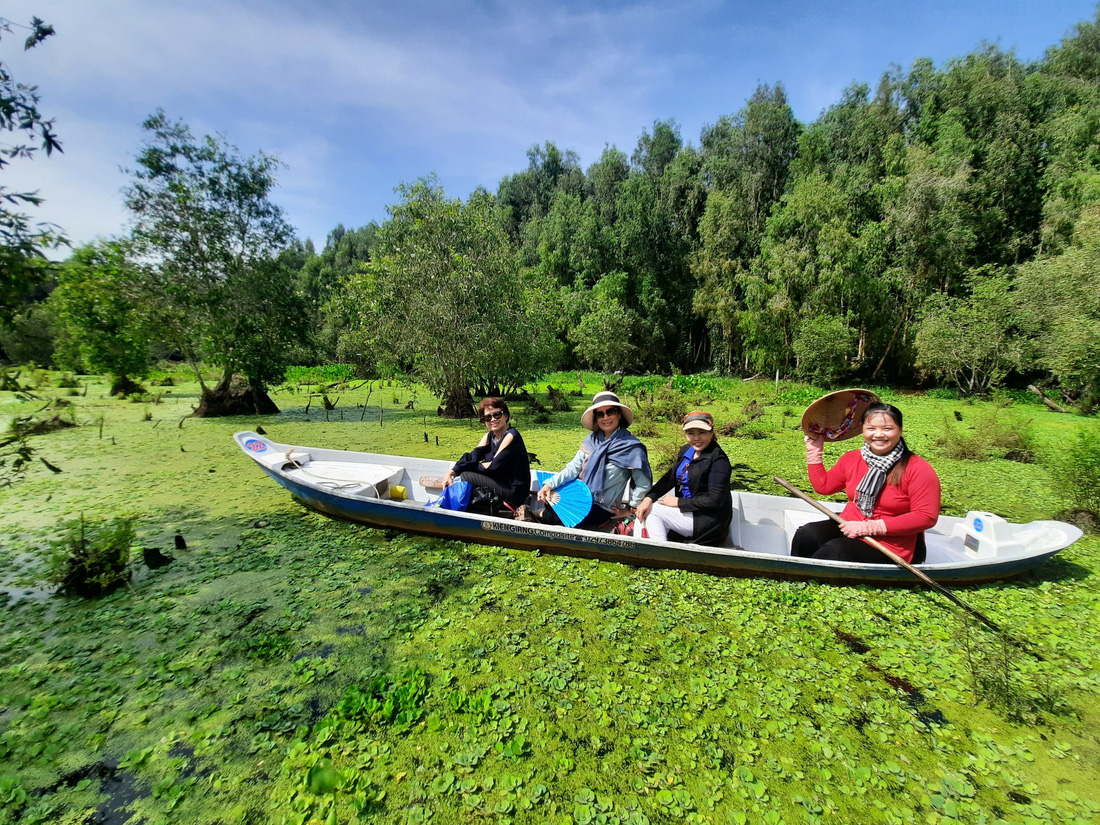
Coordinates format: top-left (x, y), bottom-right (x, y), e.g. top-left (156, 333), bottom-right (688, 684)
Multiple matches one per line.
top-left (580, 427), bottom-right (651, 500)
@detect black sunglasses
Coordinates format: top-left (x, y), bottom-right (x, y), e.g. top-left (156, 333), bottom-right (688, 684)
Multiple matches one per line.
top-left (593, 408), bottom-right (619, 419)
top-left (481, 410), bottom-right (505, 422)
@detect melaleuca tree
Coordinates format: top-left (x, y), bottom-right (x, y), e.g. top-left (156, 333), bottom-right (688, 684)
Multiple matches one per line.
top-left (340, 178), bottom-right (554, 416)
top-left (124, 110), bottom-right (303, 415)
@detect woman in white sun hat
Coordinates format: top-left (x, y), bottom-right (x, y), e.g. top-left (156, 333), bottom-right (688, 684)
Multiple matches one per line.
top-left (534, 390), bottom-right (652, 530)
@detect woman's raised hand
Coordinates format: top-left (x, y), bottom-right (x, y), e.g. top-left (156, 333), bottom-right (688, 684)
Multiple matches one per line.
top-left (536, 484), bottom-right (553, 504)
top-left (804, 434), bottom-right (825, 465)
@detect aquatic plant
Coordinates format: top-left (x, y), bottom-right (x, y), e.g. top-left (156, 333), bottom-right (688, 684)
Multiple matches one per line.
top-left (46, 516), bottom-right (135, 597)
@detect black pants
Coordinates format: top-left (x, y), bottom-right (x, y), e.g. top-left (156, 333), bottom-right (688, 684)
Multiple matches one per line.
top-left (456, 471), bottom-right (524, 515)
top-left (791, 519), bottom-right (927, 564)
top-left (792, 519), bottom-right (892, 563)
top-left (456, 471), bottom-right (511, 502)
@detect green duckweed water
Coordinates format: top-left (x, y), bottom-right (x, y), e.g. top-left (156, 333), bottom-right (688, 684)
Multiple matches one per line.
top-left (1, 371), bottom-right (1098, 824)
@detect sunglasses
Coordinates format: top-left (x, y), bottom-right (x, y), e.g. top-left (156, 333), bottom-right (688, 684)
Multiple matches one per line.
top-left (593, 408), bottom-right (619, 419)
top-left (481, 410), bottom-right (505, 422)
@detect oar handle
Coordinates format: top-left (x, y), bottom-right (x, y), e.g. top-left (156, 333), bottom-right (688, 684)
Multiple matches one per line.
top-left (773, 476), bottom-right (1004, 633)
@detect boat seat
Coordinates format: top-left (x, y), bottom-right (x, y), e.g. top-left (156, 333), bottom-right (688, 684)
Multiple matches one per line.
top-left (783, 508), bottom-right (823, 544)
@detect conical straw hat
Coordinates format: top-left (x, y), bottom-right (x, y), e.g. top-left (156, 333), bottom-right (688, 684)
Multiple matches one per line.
top-left (800, 389), bottom-right (881, 442)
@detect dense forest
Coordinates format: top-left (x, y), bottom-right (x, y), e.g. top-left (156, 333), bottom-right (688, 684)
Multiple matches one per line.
top-left (6, 10), bottom-right (1100, 414)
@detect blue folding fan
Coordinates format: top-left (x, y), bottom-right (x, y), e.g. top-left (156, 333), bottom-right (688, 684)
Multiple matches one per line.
top-left (536, 471), bottom-right (593, 528)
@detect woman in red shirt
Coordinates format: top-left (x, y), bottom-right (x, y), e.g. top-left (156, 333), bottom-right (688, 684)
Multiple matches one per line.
top-left (793, 403), bottom-right (941, 564)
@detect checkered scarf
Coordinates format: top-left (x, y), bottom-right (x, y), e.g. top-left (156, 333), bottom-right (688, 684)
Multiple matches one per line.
top-left (855, 441), bottom-right (905, 517)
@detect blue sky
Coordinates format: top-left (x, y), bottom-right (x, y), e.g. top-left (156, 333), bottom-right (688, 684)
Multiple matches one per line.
top-left (4, 0), bottom-right (1098, 253)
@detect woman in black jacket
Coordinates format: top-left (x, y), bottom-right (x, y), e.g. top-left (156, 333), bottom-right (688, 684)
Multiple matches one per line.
top-left (634, 411), bottom-right (733, 545)
top-left (442, 398), bottom-right (531, 509)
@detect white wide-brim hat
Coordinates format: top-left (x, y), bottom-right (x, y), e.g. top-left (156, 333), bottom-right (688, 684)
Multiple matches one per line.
top-left (580, 391), bottom-right (634, 431)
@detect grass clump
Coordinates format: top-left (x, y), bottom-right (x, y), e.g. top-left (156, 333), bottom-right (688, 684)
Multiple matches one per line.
top-left (934, 411), bottom-right (1035, 462)
top-left (1052, 430), bottom-right (1100, 523)
top-left (285, 364), bottom-right (357, 385)
top-left (47, 516), bottom-right (135, 597)
top-left (631, 386), bottom-right (691, 436)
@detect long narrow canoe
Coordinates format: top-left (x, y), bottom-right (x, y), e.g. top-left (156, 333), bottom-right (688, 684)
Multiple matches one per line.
top-left (234, 432), bottom-right (1081, 585)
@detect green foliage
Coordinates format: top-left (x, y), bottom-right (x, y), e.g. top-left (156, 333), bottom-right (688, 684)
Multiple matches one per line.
top-left (123, 110), bottom-right (301, 395)
top-left (958, 621), bottom-right (1064, 722)
top-left (46, 516), bottom-right (134, 597)
top-left (0, 301), bottom-right (55, 366)
top-left (1016, 205), bottom-right (1100, 408)
top-left (1052, 429), bottom-right (1100, 517)
top-left (792, 314), bottom-right (857, 385)
top-left (49, 240), bottom-right (152, 384)
top-left (0, 16), bottom-right (67, 321)
top-left (569, 272), bottom-right (643, 372)
top-left (933, 411), bottom-right (1036, 461)
top-left (325, 668), bottom-right (428, 732)
top-left (0, 425), bottom-right (32, 486)
top-left (915, 270), bottom-right (1021, 395)
top-left (297, 224), bottom-right (380, 364)
top-left (284, 364), bottom-right (357, 386)
top-left (339, 178), bottom-right (555, 412)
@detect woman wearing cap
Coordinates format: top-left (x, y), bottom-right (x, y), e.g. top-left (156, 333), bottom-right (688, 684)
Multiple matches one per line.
top-left (794, 402), bottom-right (940, 564)
top-left (534, 390), bottom-right (652, 530)
top-left (442, 397), bottom-right (531, 510)
top-left (634, 411), bottom-right (733, 545)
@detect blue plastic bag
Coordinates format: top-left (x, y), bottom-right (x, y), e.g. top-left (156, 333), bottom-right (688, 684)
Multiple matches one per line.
top-left (428, 480), bottom-right (472, 511)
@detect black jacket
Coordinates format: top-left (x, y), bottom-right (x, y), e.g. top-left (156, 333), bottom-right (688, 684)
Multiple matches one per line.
top-left (647, 440), bottom-right (733, 545)
top-left (452, 427), bottom-right (531, 505)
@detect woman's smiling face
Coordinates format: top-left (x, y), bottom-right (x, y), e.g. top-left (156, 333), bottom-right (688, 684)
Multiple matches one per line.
top-left (482, 406), bottom-right (508, 435)
top-left (593, 405), bottom-right (621, 435)
top-left (862, 412), bottom-right (902, 455)
top-left (684, 427), bottom-right (713, 453)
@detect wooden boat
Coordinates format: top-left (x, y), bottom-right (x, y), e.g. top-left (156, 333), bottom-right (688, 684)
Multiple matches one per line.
top-left (234, 432), bottom-right (1082, 585)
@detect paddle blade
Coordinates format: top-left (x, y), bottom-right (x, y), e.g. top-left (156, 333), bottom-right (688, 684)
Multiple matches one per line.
top-left (548, 479), bottom-right (592, 527)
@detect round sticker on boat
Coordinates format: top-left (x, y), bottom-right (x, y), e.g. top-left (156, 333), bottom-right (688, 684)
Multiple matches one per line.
top-left (245, 439), bottom-right (267, 453)
top-left (973, 517), bottom-right (984, 533)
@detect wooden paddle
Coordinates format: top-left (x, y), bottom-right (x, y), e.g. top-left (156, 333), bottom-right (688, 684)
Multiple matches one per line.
top-left (773, 476), bottom-right (1004, 633)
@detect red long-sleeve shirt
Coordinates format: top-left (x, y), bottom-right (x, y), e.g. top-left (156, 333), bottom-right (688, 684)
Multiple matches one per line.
top-left (808, 450), bottom-right (941, 563)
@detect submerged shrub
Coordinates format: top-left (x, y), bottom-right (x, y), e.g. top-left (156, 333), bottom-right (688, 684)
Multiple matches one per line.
top-left (47, 517), bottom-right (135, 597)
top-left (1053, 430), bottom-right (1100, 519)
top-left (646, 387), bottom-right (690, 423)
top-left (934, 412), bottom-right (1035, 461)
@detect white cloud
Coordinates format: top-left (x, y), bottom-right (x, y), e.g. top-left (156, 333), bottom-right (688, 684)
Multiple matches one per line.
top-left (4, 0), bottom-right (1097, 250)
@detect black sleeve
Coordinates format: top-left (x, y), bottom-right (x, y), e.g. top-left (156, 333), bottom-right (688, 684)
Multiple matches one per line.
top-left (452, 442), bottom-right (490, 475)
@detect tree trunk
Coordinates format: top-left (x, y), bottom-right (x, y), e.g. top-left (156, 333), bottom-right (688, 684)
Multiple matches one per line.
top-left (193, 371), bottom-right (279, 417)
top-left (1028, 384), bottom-right (1068, 413)
top-left (110, 375), bottom-right (144, 397)
top-left (439, 384), bottom-right (476, 419)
